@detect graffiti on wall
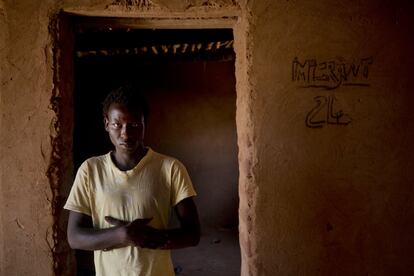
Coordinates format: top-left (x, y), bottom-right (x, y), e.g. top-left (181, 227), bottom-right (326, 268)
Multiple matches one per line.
top-left (306, 95), bottom-right (352, 128)
top-left (292, 57), bottom-right (373, 128)
top-left (292, 57), bottom-right (373, 90)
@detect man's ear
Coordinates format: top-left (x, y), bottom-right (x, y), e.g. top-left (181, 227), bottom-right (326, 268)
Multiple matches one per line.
top-left (104, 117), bottom-right (109, 132)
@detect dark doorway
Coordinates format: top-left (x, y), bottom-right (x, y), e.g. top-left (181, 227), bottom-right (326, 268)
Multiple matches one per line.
top-left (73, 25), bottom-right (240, 275)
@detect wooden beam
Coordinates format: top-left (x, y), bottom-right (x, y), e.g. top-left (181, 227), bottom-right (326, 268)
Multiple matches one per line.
top-left (68, 15), bottom-right (238, 30)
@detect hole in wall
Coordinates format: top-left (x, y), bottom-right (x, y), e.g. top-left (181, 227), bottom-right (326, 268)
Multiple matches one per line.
top-left (61, 16), bottom-right (241, 275)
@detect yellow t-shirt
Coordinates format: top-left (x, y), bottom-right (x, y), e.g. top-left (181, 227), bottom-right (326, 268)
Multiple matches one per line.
top-left (64, 148), bottom-right (197, 276)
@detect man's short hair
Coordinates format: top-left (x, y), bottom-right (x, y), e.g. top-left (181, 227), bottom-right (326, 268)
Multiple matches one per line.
top-left (102, 85), bottom-right (149, 124)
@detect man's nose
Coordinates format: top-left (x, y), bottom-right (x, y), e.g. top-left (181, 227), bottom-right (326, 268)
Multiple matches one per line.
top-left (120, 125), bottom-right (129, 138)
top-left (120, 125), bottom-right (134, 138)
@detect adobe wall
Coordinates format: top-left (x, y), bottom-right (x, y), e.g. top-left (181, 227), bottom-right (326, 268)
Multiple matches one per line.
top-left (246, 0), bottom-right (414, 275)
top-left (1, 0), bottom-right (414, 275)
top-left (0, 0), bottom-right (56, 275)
top-left (0, 0), bottom-right (6, 273)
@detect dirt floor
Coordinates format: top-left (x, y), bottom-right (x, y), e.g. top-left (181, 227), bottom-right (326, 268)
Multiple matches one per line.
top-left (172, 226), bottom-right (241, 276)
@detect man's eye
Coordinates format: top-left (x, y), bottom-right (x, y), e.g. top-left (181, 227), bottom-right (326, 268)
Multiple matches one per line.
top-left (112, 123), bottom-right (121, 128)
top-left (131, 123), bottom-right (141, 128)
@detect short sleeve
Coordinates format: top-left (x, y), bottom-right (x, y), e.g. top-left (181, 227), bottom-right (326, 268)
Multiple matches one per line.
top-left (64, 161), bottom-right (92, 216)
top-left (170, 160), bottom-right (197, 206)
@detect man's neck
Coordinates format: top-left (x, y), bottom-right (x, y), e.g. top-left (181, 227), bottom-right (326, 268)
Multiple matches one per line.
top-left (112, 147), bottom-right (148, 171)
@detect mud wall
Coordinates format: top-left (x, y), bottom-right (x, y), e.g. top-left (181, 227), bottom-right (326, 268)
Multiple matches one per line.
top-left (245, 0), bottom-right (414, 275)
top-left (0, 0), bottom-right (6, 273)
top-left (0, 0), bottom-right (56, 275)
top-left (1, 0), bottom-right (414, 275)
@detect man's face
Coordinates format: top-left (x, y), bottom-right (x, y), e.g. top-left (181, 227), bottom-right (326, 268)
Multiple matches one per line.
top-left (104, 103), bottom-right (145, 154)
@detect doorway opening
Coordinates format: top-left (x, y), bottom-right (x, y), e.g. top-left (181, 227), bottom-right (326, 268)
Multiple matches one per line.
top-left (66, 16), bottom-right (240, 275)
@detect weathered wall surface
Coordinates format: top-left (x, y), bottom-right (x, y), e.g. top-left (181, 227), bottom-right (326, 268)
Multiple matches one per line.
top-left (246, 0), bottom-right (414, 275)
top-left (1, 0), bottom-right (414, 275)
top-left (0, 0), bottom-right (57, 275)
top-left (0, 1), bottom-right (7, 274)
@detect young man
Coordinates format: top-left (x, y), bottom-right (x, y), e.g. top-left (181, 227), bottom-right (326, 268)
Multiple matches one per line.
top-left (64, 86), bottom-right (200, 276)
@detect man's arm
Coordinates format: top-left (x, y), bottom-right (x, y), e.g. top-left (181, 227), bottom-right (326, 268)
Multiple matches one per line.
top-left (160, 196), bottom-right (200, 249)
top-left (88, 196), bottom-right (200, 251)
top-left (103, 197), bottom-right (200, 250)
top-left (67, 211), bottom-right (152, 251)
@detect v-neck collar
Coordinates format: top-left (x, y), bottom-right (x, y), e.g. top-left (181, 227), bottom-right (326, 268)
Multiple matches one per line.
top-left (108, 147), bottom-right (153, 177)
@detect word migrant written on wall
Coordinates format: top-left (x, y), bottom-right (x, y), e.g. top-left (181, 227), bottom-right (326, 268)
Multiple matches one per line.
top-left (292, 56), bottom-right (373, 90)
top-left (292, 57), bottom-right (374, 128)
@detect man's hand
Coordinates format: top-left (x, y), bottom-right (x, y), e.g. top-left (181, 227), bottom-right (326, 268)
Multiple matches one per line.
top-left (105, 216), bottom-right (168, 249)
top-left (66, 197), bottom-right (199, 252)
